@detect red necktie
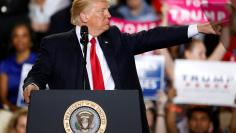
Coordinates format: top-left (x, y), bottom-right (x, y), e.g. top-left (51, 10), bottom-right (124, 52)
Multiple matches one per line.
top-left (90, 37), bottom-right (105, 90)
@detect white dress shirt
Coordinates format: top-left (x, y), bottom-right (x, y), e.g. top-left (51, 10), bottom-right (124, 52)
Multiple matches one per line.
top-left (75, 25), bottom-right (199, 90)
top-left (76, 26), bottom-right (115, 90)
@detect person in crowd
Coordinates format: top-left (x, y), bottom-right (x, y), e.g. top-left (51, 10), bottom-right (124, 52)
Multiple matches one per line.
top-left (29, 0), bottom-right (71, 33)
top-left (223, 4), bottom-right (236, 62)
top-left (0, 23), bottom-right (37, 111)
top-left (161, 2), bottom-right (235, 132)
top-left (154, 0), bottom-right (230, 81)
top-left (5, 108), bottom-right (28, 133)
top-left (145, 100), bottom-right (157, 133)
top-left (165, 32), bottom-right (231, 133)
top-left (109, 0), bottom-right (125, 18)
top-left (183, 37), bottom-right (228, 61)
top-left (163, 26), bottom-right (230, 81)
top-left (0, 0), bottom-right (30, 60)
top-left (187, 107), bottom-right (214, 133)
top-left (165, 86), bottom-right (215, 133)
top-left (155, 90), bottom-right (168, 133)
top-left (229, 108), bottom-right (236, 133)
top-left (168, 101), bottom-right (218, 133)
top-left (117, 0), bottom-right (159, 22)
top-left (144, 90), bottom-right (169, 133)
top-left (29, 0), bottom-right (71, 47)
top-left (0, 109), bottom-right (13, 133)
top-left (166, 87), bottom-right (236, 133)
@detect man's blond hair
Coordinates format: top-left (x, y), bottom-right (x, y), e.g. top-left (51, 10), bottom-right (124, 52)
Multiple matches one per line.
top-left (71, 0), bottom-right (110, 25)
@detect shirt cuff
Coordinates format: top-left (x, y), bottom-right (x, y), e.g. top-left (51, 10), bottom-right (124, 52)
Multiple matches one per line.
top-left (31, 83), bottom-right (40, 90)
top-left (188, 24), bottom-right (199, 38)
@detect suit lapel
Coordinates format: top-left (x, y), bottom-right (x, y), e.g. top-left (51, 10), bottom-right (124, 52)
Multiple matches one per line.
top-left (98, 35), bottom-right (121, 89)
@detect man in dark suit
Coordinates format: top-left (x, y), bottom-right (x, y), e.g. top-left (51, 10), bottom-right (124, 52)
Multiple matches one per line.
top-left (23, 0), bottom-right (221, 132)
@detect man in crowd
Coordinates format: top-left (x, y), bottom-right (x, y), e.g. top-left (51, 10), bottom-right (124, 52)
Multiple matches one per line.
top-left (187, 107), bottom-right (213, 133)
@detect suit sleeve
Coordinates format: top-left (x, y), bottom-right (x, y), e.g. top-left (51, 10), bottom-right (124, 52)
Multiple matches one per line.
top-left (23, 38), bottom-right (53, 90)
top-left (119, 26), bottom-right (190, 55)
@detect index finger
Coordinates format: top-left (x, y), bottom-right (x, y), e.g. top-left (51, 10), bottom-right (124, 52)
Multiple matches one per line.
top-left (23, 88), bottom-right (31, 104)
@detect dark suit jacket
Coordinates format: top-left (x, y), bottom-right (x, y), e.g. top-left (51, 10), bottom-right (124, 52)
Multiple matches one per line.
top-left (24, 25), bottom-right (190, 132)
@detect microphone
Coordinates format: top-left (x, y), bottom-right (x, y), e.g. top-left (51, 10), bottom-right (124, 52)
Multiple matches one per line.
top-left (80, 25), bottom-right (88, 46)
top-left (80, 25), bottom-right (90, 90)
top-left (80, 25), bottom-right (88, 63)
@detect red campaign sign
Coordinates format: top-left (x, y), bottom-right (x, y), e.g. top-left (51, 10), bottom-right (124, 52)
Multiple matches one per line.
top-left (109, 17), bottom-right (161, 34)
top-left (166, 0), bottom-right (231, 25)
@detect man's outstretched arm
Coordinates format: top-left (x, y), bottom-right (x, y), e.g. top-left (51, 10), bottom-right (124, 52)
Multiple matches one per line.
top-left (120, 23), bottom-right (222, 55)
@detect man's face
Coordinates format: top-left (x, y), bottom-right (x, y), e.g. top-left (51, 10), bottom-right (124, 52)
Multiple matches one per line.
top-left (82, 1), bottom-right (111, 36)
top-left (188, 112), bottom-right (211, 133)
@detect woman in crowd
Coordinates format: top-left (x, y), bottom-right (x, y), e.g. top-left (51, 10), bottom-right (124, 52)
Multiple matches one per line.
top-left (5, 108), bottom-right (28, 133)
top-left (0, 23), bottom-right (37, 111)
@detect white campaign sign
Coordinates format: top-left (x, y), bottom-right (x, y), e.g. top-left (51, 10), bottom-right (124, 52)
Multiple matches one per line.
top-left (17, 64), bottom-right (33, 107)
top-left (174, 60), bottom-right (236, 107)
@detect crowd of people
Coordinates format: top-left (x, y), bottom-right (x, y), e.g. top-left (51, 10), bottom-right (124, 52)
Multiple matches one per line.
top-left (0, 0), bottom-right (236, 133)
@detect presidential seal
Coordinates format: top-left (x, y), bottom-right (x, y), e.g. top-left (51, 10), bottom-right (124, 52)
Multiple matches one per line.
top-left (63, 100), bottom-right (107, 133)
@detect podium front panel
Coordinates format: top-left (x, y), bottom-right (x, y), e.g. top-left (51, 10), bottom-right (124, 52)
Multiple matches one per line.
top-left (27, 90), bottom-right (143, 133)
